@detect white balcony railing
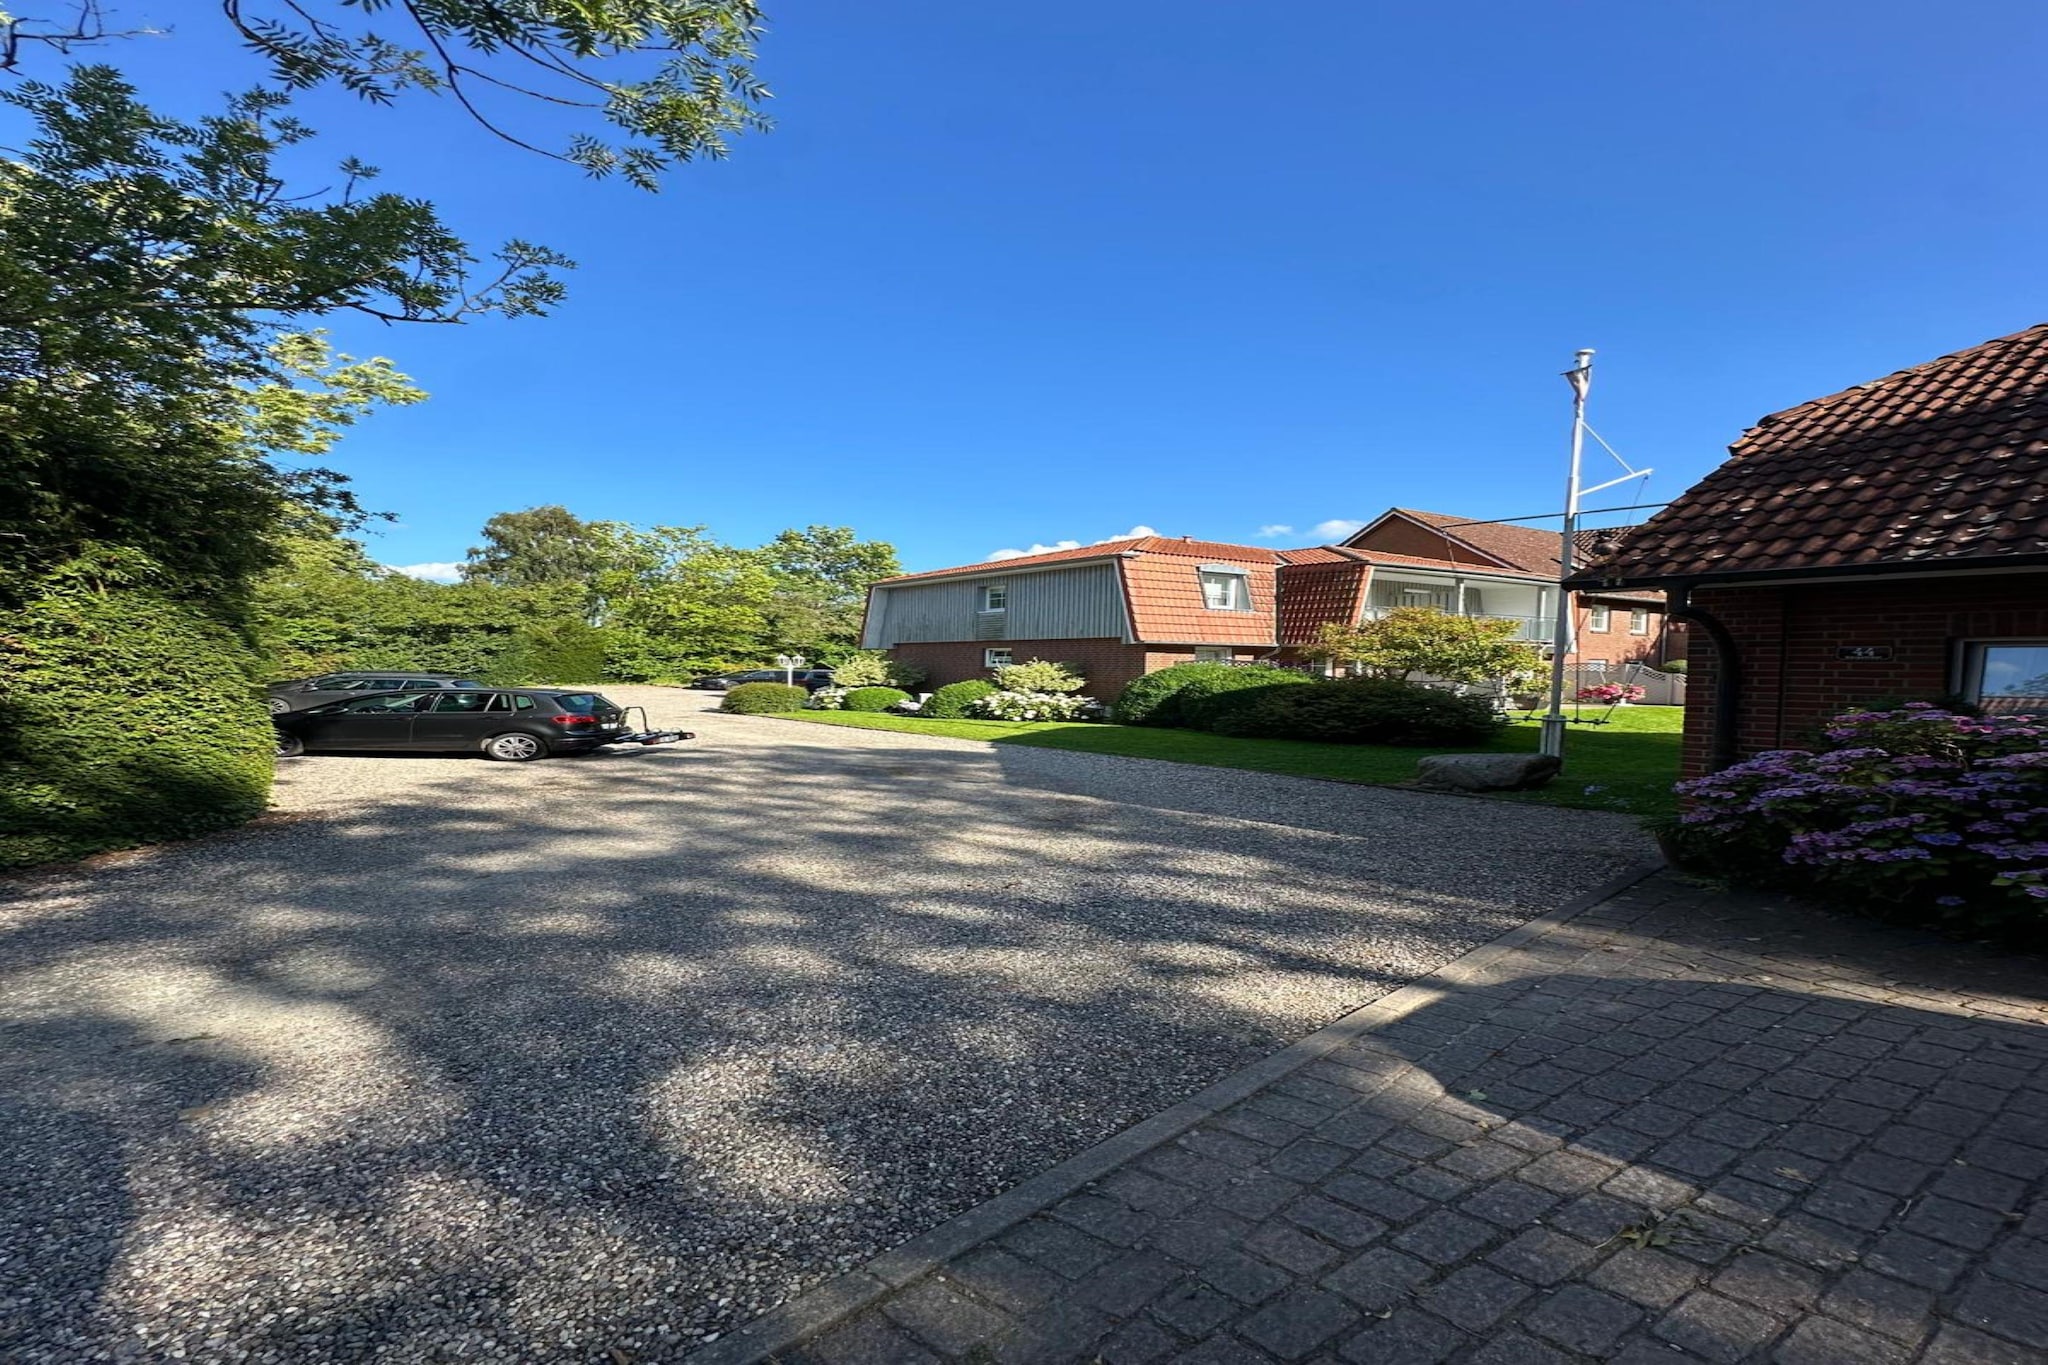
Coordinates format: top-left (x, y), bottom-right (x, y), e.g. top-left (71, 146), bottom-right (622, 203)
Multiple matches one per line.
top-left (1361, 604), bottom-right (1550, 641)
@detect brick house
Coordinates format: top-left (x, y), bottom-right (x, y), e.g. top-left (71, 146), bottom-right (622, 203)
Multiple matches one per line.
top-left (862, 515), bottom-right (1676, 699)
top-left (1569, 322), bottom-right (2048, 778)
top-left (1340, 509), bottom-right (1684, 672)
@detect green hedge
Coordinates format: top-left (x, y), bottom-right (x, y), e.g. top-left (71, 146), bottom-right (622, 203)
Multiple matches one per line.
top-left (720, 682), bottom-right (808, 714)
top-left (494, 620), bottom-right (613, 685)
top-left (1, 561), bottom-right (274, 869)
top-left (842, 686), bottom-right (911, 712)
top-left (1208, 678), bottom-right (1502, 746)
top-left (1112, 662), bottom-right (1310, 727)
top-left (923, 679), bottom-right (997, 719)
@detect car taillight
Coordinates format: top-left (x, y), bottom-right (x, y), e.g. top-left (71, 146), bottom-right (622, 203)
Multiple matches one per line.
top-left (549, 714), bottom-right (598, 726)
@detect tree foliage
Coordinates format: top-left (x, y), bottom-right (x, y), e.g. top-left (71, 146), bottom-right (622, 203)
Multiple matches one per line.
top-left (1303, 609), bottom-right (1541, 685)
top-left (463, 505), bottom-right (615, 589)
top-left (1, 2), bottom-right (774, 190)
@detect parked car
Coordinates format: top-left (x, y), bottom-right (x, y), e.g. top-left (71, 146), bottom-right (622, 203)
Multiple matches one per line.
top-left (688, 667), bottom-right (837, 692)
top-left (273, 688), bottom-right (689, 761)
top-left (264, 672), bottom-right (485, 715)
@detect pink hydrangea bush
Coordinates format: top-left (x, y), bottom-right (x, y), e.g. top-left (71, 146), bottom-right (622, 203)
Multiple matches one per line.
top-left (1675, 704), bottom-right (2048, 936)
top-left (1578, 682), bottom-right (1646, 704)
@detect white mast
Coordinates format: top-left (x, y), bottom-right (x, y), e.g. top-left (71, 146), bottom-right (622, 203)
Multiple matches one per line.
top-left (1539, 350), bottom-right (1595, 761)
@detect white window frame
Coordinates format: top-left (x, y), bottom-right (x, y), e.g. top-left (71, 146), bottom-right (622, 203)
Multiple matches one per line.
top-left (1193, 646), bottom-right (1233, 663)
top-left (1629, 608), bottom-right (1649, 635)
top-left (1959, 638), bottom-right (2048, 709)
top-left (978, 583), bottom-right (1007, 613)
top-left (1198, 568), bottom-right (1251, 612)
top-left (984, 647), bottom-right (1013, 670)
top-left (1587, 605), bottom-right (1611, 632)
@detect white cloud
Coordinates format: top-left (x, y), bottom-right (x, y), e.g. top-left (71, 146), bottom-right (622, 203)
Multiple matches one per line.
top-left (1255, 524), bottom-right (1294, 538)
top-left (387, 561), bottom-right (464, 583)
top-left (984, 525), bottom-right (1158, 561)
top-left (986, 540), bottom-right (1080, 561)
top-left (1311, 518), bottom-right (1367, 541)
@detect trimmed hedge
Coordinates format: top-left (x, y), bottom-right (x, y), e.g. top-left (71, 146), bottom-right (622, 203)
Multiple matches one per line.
top-left (1207, 678), bottom-right (1501, 746)
top-left (842, 686), bottom-right (911, 712)
top-left (1179, 672), bottom-right (1319, 730)
top-left (496, 619), bottom-right (613, 685)
top-left (1112, 662), bottom-right (1310, 728)
top-left (1, 560), bottom-right (274, 869)
top-left (720, 682), bottom-right (808, 714)
top-left (923, 679), bottom-right (997, 719)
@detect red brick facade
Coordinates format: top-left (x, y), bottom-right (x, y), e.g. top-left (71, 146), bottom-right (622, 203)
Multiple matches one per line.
top-left (885, 638), bottom-right (1270, 700)
top-left (1678, 574), bottom-right (2048, 778)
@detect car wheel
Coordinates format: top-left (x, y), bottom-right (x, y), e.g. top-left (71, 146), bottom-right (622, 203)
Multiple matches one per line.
top-left (275, 732), bottom-right (305, 758)
top-left (267, 697), bottom-right (291, 714)
top-left (483, 732), bottom-right (545, 762)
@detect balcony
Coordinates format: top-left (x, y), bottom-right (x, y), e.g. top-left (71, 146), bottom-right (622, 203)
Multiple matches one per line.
top-left (1361, 604), bottom-right (1550, 642)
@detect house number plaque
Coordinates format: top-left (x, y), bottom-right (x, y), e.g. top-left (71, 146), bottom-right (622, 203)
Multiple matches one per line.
top-left (1836, 645), bottom-right (1894, 661)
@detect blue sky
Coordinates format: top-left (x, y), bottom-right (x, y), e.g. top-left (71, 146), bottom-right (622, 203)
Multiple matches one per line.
top-left (20, 2), bottom-right (2048, 577)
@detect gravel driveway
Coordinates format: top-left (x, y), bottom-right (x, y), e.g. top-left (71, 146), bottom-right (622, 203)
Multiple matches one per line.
top-left (0, 686), bottom-right (1653, 1363)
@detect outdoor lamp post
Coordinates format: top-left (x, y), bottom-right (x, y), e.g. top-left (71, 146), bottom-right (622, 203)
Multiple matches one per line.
top-left (774, 653), bottom-right (806, 687)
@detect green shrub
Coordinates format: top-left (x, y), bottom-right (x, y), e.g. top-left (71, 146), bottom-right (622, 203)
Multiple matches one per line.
top-left (842, 686), bottom-right (911, 712)
top-left (923, 679), bottom-right (998, 719)
top-left (720, 682), bottom-right (808, 714)
top-left (831, 650), bottom-right (927, 689)
top-left (1178, 670), bottom-right (1320, 731)
top-left (492, 619), bottom-right (613, 684)
top-left (1208, 678), bottom-right (1502, 746)
top-left (1112, 662), bottom-right (1306, 727)
top-left (1, 553), bottom-right (274, 869)
top-left (991, 658), bottom-right (1084, 693)
top-left (1661, 659), bottom-right (1688, 674)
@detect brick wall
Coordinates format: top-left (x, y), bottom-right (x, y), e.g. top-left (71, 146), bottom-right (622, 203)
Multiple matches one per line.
top-left (1679, 573), bottom-right (2048, 777)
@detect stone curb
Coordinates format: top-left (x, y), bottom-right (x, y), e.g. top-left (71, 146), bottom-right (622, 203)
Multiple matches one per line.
top-left (684, 860), bottom-right (1667, 1365)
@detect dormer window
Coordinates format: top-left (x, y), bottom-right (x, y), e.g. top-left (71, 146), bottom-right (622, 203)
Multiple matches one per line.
top-left (1199, 566), bottom-right (1251, 611)
top-left (979, 583), bottom-right (1007, 613)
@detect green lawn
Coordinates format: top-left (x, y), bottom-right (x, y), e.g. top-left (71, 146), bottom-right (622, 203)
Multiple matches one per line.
top-left (764, 705), bottom-right (1683, 817)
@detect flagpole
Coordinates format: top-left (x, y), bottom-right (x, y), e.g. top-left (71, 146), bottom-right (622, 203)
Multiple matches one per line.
top-left (1539, 349), bottom-right (1594, 761)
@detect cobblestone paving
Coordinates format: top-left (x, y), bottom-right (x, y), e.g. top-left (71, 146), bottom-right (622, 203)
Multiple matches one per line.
top-left (766, 874), bottom-right (2048, 1364)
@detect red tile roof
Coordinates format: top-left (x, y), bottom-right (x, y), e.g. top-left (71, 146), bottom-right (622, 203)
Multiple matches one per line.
top-left (1353, 509), bottom-right (1571, 576)
top-left (1276, 562), bottom-right (1370, 645)
top-left (878, 535), bottom-right (1280, 584)
top-left (1575, 323), bottom-right (2048, 585)
top-left (1124, 553), bottom-right (1280, 644)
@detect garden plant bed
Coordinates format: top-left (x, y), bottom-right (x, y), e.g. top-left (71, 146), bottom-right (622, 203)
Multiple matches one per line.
top-left (767, 705), bottom-right (1684, 817)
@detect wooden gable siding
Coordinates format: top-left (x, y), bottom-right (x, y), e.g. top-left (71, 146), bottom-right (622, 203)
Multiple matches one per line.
top-left (863, 562), bottom-right (1127, 647)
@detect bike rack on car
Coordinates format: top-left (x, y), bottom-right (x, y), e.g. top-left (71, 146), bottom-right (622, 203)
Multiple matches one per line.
top-left (605, 706), bottom-right (693, 748)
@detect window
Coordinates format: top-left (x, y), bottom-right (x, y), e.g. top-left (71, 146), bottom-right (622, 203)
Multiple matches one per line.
top-left (432, 692), bottom-right (491, 712)
top-left (1199, 568), bottom-right (1250, 611)
top-left (512, 694), bottom-right (536, 711)
top-left (1588, 606), bottom-right (1611, 632)
top-left (1629, 608), bottom-right (1650, 635)
top-left (365, 678), bottom-right (407, 691)
top-left (979, 583), bottom-right (1007, 612)
top-left (985, 648), bottom-right (1013, 669)
top-left (1194, 646), bottom-right (1233, 663)
top-left (340, 693), bottom-right (432, 713)
top-left (1963, 641), bottom-right (2048, 715)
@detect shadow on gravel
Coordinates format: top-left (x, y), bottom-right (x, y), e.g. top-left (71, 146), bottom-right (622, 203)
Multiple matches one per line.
top-left (0, 728), bottom-right (1649, 1363)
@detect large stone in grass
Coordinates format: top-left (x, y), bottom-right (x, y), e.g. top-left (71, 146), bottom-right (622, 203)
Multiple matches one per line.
top-left (1416, 752), bottom-right (1562, 792)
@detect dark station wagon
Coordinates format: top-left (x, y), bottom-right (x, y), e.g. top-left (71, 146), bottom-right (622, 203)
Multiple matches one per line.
top-left (273, 688), bottom-right (686, 762)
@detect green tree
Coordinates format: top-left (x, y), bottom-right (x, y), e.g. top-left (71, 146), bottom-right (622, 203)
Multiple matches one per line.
top-left (1304, 609), bottom-right (1541, 685)
top-left (590, 523), bottom-right (776, 678)
top-left (758, 524), bottom-right (900, 660)
top-left (462, 505), bottom-right (614, 591)
top-left (0, 2), bottom-right (772, 189)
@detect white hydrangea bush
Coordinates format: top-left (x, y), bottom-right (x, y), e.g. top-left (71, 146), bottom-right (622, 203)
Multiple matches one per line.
top-left (806, 686), bottom-right (848, 710)
top-left (966, 689), bottom-right (1096, 722)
